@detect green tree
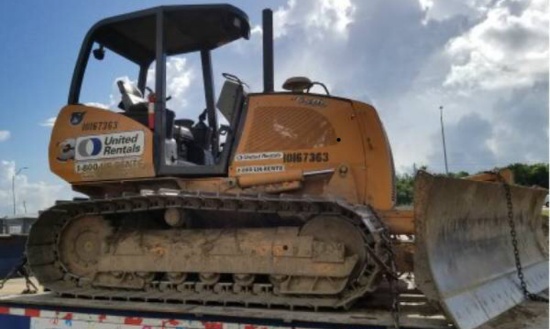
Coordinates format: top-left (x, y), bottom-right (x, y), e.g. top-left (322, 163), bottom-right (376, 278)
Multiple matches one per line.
top-left (396, 173), bottom-right (415, 205)
top-left (507, 163), bottom-right (549, 188)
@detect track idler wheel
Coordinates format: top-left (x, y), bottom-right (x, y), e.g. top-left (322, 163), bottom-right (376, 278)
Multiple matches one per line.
top-left (58, 215), bottom-right (111, 279)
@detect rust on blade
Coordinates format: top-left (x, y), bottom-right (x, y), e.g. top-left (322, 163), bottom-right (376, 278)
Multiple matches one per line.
top-left (414, 171), bottom-right (548, 329)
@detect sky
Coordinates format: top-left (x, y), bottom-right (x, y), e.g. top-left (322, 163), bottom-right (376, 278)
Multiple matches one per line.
top-left (0, 0), bottom-right (547, 216)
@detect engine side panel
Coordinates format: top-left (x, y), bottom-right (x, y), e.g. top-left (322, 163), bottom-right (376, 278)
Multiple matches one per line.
top-left (352, 101), bottom-right (395, 210)
top-left (230, 94), bottom-right (394, 209)
top-left (49, 105), bottom-right (155, 183)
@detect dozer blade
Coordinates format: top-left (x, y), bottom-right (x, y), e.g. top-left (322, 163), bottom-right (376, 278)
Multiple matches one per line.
top-left (414, 171), bottom-right (548, 329)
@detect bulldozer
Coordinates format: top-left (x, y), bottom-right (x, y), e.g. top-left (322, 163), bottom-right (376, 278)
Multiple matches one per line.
top-left (27, 5), bottom-right (548, 329)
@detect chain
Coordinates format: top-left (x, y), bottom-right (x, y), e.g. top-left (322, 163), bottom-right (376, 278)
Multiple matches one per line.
top-left (494, 171), bottom-right (549, 303)
top-left (0, 256), bottom-right (38, 294)
top-left (369, 207), bottom-right (400, 329)
top-left (387, 236), bottom-right (400, 329)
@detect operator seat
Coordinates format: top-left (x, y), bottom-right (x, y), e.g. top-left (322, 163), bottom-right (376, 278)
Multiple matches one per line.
top-left (116, 80), bottom-right (177, 139)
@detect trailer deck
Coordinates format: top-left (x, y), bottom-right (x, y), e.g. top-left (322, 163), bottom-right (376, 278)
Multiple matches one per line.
top-left (0, 291), bottom-right (449, 328)
top-left (0, 279), bottom-right (547, 329)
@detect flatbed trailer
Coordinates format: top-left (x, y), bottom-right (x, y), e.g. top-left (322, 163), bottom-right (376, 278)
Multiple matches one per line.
top-left (0, 286), bottom-right (450, 329)
top-left (0, 279), bottom-right (547, 329)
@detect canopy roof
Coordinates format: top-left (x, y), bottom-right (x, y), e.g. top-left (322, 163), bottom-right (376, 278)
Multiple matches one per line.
top-left (88, 4), bottom-right (250, 65)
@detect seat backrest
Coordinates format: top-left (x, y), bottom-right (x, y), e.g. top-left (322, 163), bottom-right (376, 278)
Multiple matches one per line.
top-left (216, 79), bottom-right (245, 122)
top-left (117, 80), bottom-right (146, 111)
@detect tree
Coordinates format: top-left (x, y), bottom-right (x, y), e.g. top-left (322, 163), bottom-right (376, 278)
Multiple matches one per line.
top-left (396, 173), bottom-right (414, 205)
top-left (507, 163), bottom-right (549, 188)
top-left (395, 166), bottom-right (429, 206)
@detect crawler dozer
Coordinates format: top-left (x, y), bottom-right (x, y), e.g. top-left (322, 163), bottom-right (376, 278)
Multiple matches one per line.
top-left (27, 5), bottom-right (548, 329)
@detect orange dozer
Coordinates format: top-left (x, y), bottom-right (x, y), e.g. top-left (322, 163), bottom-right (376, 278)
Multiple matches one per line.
top-left (26, 5), bottom-right (548, 329)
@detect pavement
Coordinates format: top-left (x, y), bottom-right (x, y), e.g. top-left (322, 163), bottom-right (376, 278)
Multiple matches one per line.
top-left (478, 299), bottom-right (549, 329)
top-left (0, 277), bottom-right (41, 296)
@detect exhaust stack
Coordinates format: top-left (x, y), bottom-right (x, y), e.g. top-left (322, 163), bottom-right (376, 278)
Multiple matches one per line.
top-left (262, 9), bottom-right (274, 93)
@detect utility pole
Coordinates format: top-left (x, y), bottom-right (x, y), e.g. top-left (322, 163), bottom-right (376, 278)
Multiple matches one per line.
top-left (12, 166), bottom-right (28, 215)
top-left (439, 106), bottom-right (449, 175)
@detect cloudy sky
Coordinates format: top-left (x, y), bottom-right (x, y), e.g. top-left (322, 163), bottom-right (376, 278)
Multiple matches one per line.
top-left (0, 0), bottom-right (547, 216)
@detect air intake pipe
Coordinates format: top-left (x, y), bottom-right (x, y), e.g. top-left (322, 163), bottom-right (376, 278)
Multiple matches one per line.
top-left (262, 9), bottom-right (274, 93)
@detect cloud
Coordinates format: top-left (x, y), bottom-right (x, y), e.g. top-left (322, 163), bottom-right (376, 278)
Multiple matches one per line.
top-left (420, 0), bottom-right (549, 173)
top-left (146, 57), bottom-right (196, 117)
top-left (444, 0), bottom-right (548, 90)
top-left (489, 80), bottom-right (549, 164)
top-left (40, 117), bottom-right (56, 127)
top-left (427, 112), bottom-right (498, 171)
top-left (274, 0), bottom-right (356, 40)
top-left (270, 0), bottom-right (468, 100)
top-left (419, 0), bottom-right (493, 22)
top-left (0, 131), bottom-right (10, 142)
top-left (84, 102), bottom-right (109, 109)
top-left (0, 161), bottom-right (74, 216)
top-left (426, 80), bottom-right (549, 173)
top-left (40, 105), bottom-right (105, 129)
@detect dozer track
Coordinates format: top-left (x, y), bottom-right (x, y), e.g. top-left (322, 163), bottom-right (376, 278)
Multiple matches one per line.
top-left (27, 191), bottom-right (392, 310)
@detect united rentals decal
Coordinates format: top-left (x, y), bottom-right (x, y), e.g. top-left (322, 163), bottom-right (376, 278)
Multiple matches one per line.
top-left (234, 152), bottom-right (283, 162)
top-left (75, 131), bottom-right (144, 161)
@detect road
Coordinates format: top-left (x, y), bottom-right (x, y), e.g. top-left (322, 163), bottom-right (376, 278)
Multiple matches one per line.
top-left (479, 298), bottom-right (549, 329)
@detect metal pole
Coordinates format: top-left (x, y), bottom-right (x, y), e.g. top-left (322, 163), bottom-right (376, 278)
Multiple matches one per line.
top-left (439, 106), bottom-right (449, 175)
top-left (12, 167), bottom-right (28, 215)
top-left (12, 175), bottom-right (15, 215)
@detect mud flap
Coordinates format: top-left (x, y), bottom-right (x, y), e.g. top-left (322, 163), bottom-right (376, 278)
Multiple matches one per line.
top-left (414, 171), bottom-right (548, 329)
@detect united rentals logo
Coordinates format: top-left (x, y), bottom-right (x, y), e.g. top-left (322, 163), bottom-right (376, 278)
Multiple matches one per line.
top-left (75, 131), bottom-right (144, 161)
top-left (70, 112), bottom-right (86, 126)
top-left (77, 137), bottom-right (102, 157)
top-left (234, 152), bottom-right (283, 162)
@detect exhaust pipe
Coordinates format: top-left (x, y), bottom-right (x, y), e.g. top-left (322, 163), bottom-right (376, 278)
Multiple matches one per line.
top-left (262, 9), bottom-right (274, 93)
